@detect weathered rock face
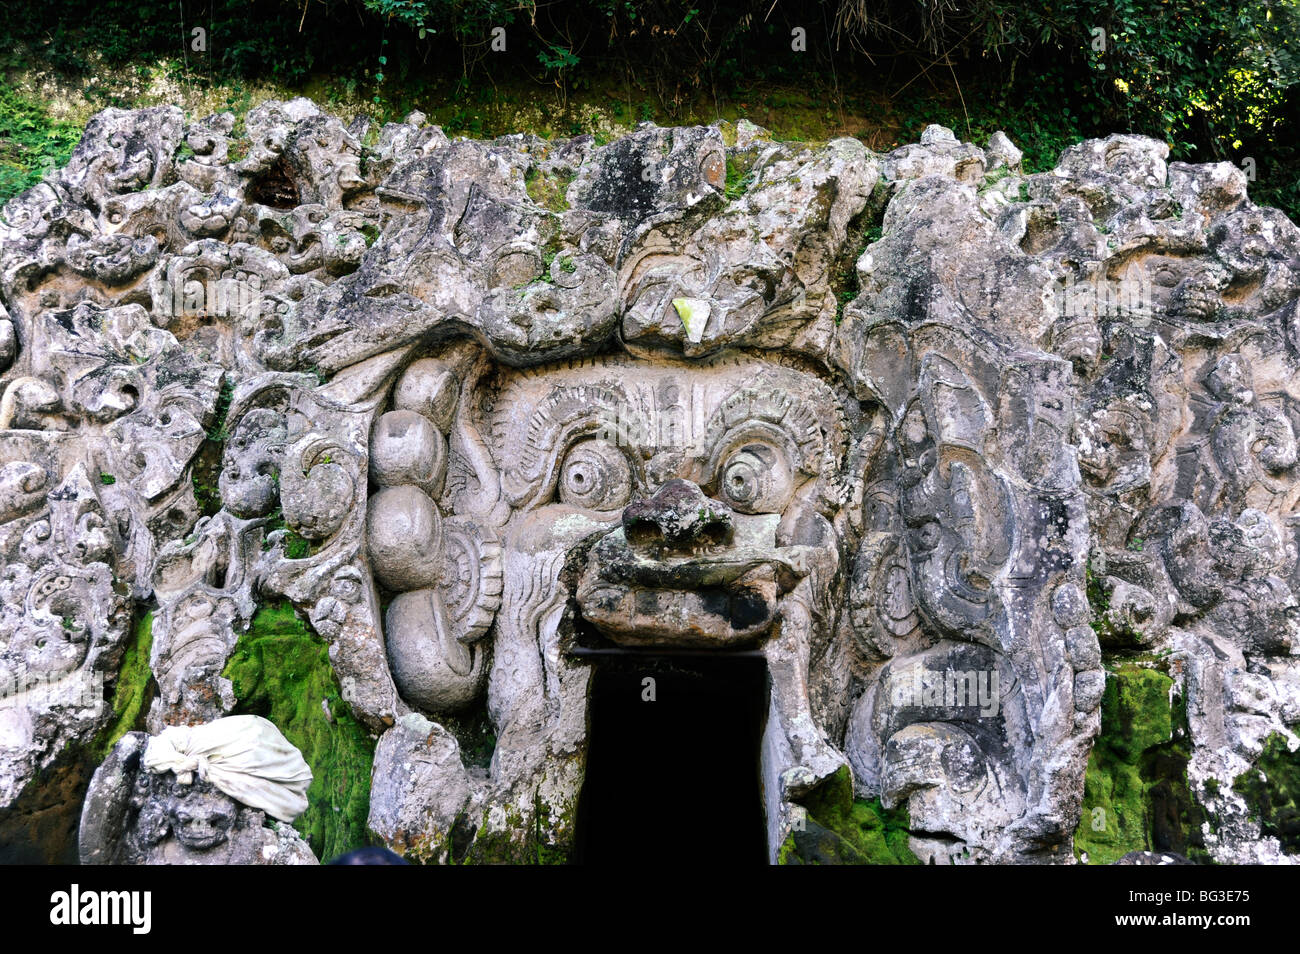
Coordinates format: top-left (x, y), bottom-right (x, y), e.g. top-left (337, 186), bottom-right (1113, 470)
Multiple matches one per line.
top-left (1, 98), bottom-right (1297, 864)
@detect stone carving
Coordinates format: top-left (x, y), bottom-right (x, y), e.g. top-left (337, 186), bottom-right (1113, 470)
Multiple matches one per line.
top-left (0, 98), bottom-right (1296, 864)
top-left (79, 719), bottom-right (316, 864)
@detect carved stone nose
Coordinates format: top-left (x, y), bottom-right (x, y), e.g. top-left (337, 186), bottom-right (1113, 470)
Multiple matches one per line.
top-left (622, 478), bottom-right (733, 549)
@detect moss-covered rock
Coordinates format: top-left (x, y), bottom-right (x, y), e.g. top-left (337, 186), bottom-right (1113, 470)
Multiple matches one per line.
top-left (191, 375), bottom-right (233, 518)
top-left (779, 765), bottom-right (920, 865)
top-left (222, 602), bottom-right (375, 862)
top-left (1233, 732), bottom-right (1300, 854)
top-left (524, 166), bottom-right (574, 213)
top-left (1075, 664), bottom-right (1208, 864)
top-left (466, 798), bottom-right (575, 865)
top-left (89, 610), bottom-right (156, 763)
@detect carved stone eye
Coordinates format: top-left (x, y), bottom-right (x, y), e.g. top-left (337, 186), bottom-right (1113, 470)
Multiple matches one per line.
top-left (719, 443), bottom-right (792, 514)
top-left (557, 439), bottom-right (631, 511)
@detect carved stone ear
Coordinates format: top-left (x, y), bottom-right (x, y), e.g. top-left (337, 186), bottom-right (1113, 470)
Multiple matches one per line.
top-left (280, 439), bottom-right (358, 543)
top-left (438, 519), bottom-right (502, 644)
top-left (384, 587), bottom-right (489, 713)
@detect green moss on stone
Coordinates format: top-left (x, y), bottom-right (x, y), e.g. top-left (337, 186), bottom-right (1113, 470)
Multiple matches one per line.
top-left (463, 793), bottom-right (575, 865)
top-left (1075, 665), bottom-right (1209, 864)
top-left (90, 611), bottom-right (156, 762)
top-left (779, 765), bottom-right (921, 865)
top-left (1233, 732), bottom-right (1300, 853)
top-left (222, 602), bottom-right (376, 862)
top-left (260, 507), bottom-right (313, 558)
top-left (191, 375), bottom-right (233, 518)
top-left (525, 166), bottom-right (574, 213)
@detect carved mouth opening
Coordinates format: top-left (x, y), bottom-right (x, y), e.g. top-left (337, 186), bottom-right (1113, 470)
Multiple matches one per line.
top-left (247, 158), bottom-right (300, 209)
top-left (571, 653), bottom-right (769, 864)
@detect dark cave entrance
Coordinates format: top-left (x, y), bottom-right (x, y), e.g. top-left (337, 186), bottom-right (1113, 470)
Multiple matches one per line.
top-left (572, 653), bottom-right (770, 864)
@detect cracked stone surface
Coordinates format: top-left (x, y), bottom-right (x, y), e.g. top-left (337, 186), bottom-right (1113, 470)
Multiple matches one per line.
top-left (0, 98), bottom-right (1297, 863)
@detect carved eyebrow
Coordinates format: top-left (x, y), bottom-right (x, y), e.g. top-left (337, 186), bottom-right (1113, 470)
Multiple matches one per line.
top-left (500, 383), bottom-right (630, 506)
top-left (700, 385), bottom-right (832, 479)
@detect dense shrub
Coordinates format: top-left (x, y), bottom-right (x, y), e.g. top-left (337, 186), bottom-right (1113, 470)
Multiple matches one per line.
top-left (0, 0), bottom-right (1297, 215)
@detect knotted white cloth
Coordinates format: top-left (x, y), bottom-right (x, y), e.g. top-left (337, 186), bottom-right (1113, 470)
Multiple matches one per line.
top-left (142, 715), bottom-right (312, 823)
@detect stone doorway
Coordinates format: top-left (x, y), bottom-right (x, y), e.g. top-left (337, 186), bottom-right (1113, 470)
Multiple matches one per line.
top-left (572, 653), bottom-right (769, 864)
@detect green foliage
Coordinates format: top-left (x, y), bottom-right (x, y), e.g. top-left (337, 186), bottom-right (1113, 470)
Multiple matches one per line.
top-left (537, 44), bottom-right (580, 75)
top-left (0, 84), bottom-right (82, 204)
top-left (223, 602), bottom-right (376, 862)
top-left (3, 1), bottom-right (1298, 219)
top-left (723, 155), bottom-right (753, 201)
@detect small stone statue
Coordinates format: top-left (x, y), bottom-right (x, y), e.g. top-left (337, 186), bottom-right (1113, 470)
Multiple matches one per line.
top-left (79, 715), bottom-right (317, 865)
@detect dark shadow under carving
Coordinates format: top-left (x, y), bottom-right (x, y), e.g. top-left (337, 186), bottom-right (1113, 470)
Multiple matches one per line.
top-left (572, 653), bottom-right (769, 864)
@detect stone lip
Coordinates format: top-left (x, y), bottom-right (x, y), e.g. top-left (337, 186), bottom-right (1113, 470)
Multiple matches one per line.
top-left (574, 562), bottom-right (780, 648)
top-left (575, 495), bottom-right (815, 648)
top-left (574, 535), bottom-right (813, 648)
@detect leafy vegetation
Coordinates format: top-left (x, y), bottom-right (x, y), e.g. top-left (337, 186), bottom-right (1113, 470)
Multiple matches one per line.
top-left (0, 84), bottom-right (81, 203)
top-left (1, 1), bottom-right (1297, 215)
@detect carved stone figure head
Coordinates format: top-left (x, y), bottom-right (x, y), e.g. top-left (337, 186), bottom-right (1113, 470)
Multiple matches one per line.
top-left (79, 724), bottom-right (315, 865)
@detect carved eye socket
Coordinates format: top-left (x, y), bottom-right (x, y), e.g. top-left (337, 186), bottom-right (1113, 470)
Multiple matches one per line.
top-left (557, 439), bottom-right (631, 511)
top-left (719, 443), bottom-right (793, 514)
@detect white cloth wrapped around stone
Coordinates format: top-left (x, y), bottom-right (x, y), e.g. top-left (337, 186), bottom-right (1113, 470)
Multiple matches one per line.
top-left (142, 715), bottom-right (312, 823)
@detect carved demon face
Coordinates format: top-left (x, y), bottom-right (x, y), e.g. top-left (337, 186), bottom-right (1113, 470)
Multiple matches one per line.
top-left (492, 355), bottom-right (847, 649)
top-left (368, 349), bottom-right (851, 715)
top-left (133, 772), bottom-right (238, 851)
